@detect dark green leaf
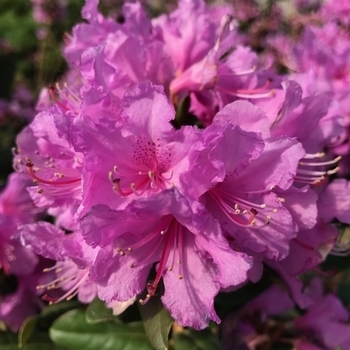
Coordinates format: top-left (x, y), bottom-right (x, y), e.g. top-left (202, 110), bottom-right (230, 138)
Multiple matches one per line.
top-left (0, 330), bottom-right (66, 350)
top-left (18, 316), bottom-right (37, 347)
top-left (173, 333), bottom-right (200, 350)
top-left (0, 332), bottom-right (18, 345)
top-left (38, 300), bottom-right (81, 329)
top-left (85, 298), bottom-right (116, 324)
top-left (50, 309), bottom-right (153, 350)
top-left (138, 296), bottom-right (173, 350)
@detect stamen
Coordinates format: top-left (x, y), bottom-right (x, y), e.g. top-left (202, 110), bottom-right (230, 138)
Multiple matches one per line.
top-left (299, 156), bottom-right (341, 167)
top-left (26, 161), bottom-right (80, 186)
top-left (303, 152), bottom-right (325, 159)
top-left (49, 86), bottom-right (70, 112)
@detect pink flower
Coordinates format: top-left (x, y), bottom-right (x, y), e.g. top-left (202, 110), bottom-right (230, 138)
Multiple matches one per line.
top-left (80, 188), bottom-right (252, 329)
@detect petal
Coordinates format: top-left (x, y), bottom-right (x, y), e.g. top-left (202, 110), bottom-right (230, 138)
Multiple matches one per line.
top-left (214, 100), bottom-right (271, 139)
top-left (318, 179), bottom-right (350, 224)
top-left (161, 234), bottom-right (220, 330)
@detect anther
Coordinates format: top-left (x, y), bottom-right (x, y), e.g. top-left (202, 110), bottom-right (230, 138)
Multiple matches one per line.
top-left (250, 208), bottom-right (258, 215)
top-left (127, 248), bottom-right (132, 252)
top-left (178, 275), bottom-right (183, 280)
top-left (37, 188), bottom-right (44, 194)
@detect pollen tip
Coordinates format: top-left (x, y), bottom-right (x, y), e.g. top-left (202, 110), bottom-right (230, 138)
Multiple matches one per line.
top-left (178, 275), bottom-right (183, 280)
top-left (250, 208), bottom-right (258, 215)
top-left (25, 158), bottom-right (33, 167)
top-left (139, 299), bottom-right (144, 305)
top-left (269, 185), bottom-right (275, 190)
top-left (127, 247), bottom-right (132, 252)
top-left (37, 188), bottom-right (43, 194)
top-left (130, 263), bottom-right (134, 268)
top-left (273, 208), bottom-right (278, 213)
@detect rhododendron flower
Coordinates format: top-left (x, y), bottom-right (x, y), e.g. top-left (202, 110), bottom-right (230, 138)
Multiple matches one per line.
top-left (72, 81), bottom-right (200, 217)
top-left (181, 114), bottom-right (308, 260)
top-left (20, 221), bottom-right (98, 304)
top-left (13, 106), bottom-right (83, 211)
top-left (80, 188), bottom-right (252, 329)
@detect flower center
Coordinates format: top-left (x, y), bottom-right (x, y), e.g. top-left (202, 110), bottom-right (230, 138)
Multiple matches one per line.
top-left (209, 185), bottom-right (279, 228)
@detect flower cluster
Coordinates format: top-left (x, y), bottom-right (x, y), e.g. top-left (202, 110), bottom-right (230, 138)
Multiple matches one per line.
top-left (2, 0), bottom-right (350, 348)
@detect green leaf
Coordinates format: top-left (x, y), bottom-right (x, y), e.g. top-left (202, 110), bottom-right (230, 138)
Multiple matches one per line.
top-left (50, 309), bottom-right (154, 350)
top-left (18, 316), bottom-right (38, 347)
top-left (173, 334), bottom-right (200, 350)
top-left (0, 332), bottom-right (18, 345)
top-left (0, 330), bottom-right (66, 350)
top-left (38, 301), bottom-right (81, 329)
top-left (138, 296), bottom-right (173, 350)
top-left (172, 328), bottom-right (221, 350)
top-left (85, 298), bottom-right (116, 324)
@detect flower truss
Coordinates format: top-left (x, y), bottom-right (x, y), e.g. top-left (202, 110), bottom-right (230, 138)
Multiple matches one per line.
top-left (1, 0), bottom-right (350, 349)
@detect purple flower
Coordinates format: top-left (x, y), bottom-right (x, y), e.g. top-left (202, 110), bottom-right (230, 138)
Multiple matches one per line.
top-left (13, 106), bottom-right (83, 212)
top-left (21, 222), bottom-right (98, 304)
top-left (80, 188), bottom-right (252, 329)
top-left (296, 293), bottom-right (350, 349)
top-left (181, 115), bottom-right (307, 260)
top-left (71, 81), bottom-right (200, 218)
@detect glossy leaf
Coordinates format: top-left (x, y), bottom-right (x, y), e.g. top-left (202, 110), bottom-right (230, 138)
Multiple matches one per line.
top-left (18, 316), bottom-right (37, 347)
top-left (138, 296), bottom-right (173, 350)
top-left (50, 309), bottom-right (153, 350)
top-left (86, 298), bottom-right (116, 324)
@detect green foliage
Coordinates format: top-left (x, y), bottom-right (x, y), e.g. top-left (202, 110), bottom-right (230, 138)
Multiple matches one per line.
top-left (138, 295), bottom-right (174, 350)
top-left (85, 298), bottom-right (116, 324)
top-left (172, 327), bottom-right (221, 350)
top-left (50, 309), bottom-right (154, 350)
